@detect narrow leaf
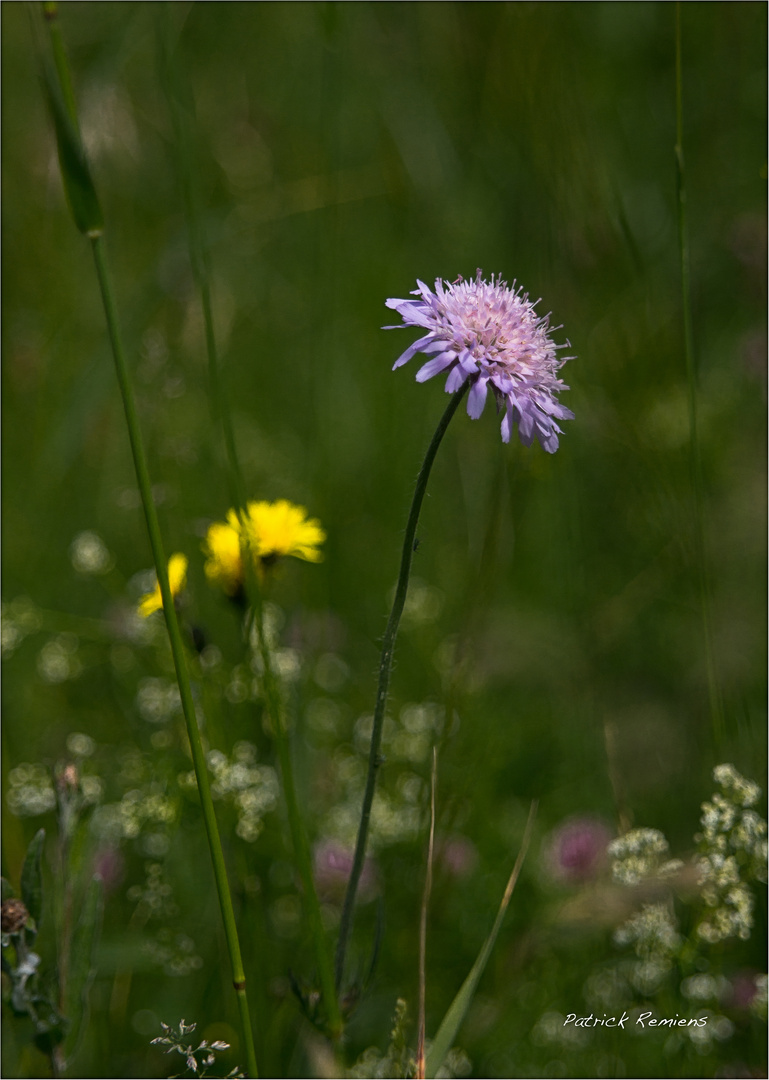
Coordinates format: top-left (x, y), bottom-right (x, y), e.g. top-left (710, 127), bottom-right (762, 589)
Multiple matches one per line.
top-left (20, 828), bottom-right (46, 928)
top-left (40, 60), bottom-right (103, 236)
top-left (63, 874), bottom-right (103, 1060)
top-left (416, 748), bottom-right (438, 1080)
top-left (425, 802), bottom-right (537, 1080)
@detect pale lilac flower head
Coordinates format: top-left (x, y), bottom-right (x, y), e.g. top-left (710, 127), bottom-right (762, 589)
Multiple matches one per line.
top-left (385, 271), bottom-right (574, 452)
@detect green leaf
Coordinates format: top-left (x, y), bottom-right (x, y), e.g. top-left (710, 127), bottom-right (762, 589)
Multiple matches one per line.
top-left (40, 60), bottom-right (103, 237)
top-left (425, 804), bottom-right (537, 1079)
top-left (20, 828), bottom-right (46, 929)
top-left (62, 874), bottom-right (103, 1061)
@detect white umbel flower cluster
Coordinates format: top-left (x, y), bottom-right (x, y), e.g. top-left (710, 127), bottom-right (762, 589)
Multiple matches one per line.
top-left (607, 828), bottom-right (682, 886)
top-left (695, 763), bottom-right (767, 943)
top-left (613, 901), bottom-right (682, 994)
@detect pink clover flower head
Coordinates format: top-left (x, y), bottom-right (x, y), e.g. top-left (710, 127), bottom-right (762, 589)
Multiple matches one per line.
top-left (543, 815), bottom-right (612, 885)
top-left (385, 271), bottom-right (574, 452)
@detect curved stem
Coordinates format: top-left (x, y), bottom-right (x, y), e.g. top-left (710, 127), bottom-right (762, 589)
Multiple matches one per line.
top-left (335, 383), bottom-right (469, 990)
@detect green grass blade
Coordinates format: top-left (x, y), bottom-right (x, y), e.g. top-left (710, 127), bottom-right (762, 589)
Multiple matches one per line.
top-left (62, 874), bottom-right (103, 1061)
top-left (20, 828), bottom-right (46, 929)
top-left (425, 803), bottom-right (537, 1080)
top-left (40, 59), bottom-right (103, 236)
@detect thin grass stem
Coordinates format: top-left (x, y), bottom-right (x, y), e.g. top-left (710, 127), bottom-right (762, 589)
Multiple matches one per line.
top-left (37, 7), bottom-right (260, 1070)
top-left (89, 235), bottom-right (259, 1080)
top-left (335, 383), bottom-right (469, 990)
top-left (674, 2), bottom-right (724, 745)
top-left (157, 6), bottom-right (341, 1037)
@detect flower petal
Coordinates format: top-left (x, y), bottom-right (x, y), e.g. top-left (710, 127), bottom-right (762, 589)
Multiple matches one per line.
top-left (501, 403), bottom-right (513, 443)
top-left (385, 299), bottom-right (436, 329)
top-left (467, 376), bottom-right (489, 419)
top-left (518, 407), bottom-right (535, 444)
top-left (392, 333), bottom-right (437, 370)
top-left (457, 350), bottom-right (479, 375)
top-left (416, 353), bottom-right (456, 382)
top-left (445, 364), bottom-right (468, 393)
top-left (539, 429), bottom-right (559, 453)
top-left (415, 279), bottom-right (435, 301)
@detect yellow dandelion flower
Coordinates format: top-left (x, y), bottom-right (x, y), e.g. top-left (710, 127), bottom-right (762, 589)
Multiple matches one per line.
top-left (203, 519), bottom-right (244, 596)
top-left (240, 500), bottom-right (326, 564)
top-left (138, 553), bottom-right (188, 617)
top-left (202, 500), bottom-right (325, 595)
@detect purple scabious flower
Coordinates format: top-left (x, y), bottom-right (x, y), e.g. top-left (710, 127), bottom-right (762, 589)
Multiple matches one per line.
top-left (385, 271), bottom-right (574, 452)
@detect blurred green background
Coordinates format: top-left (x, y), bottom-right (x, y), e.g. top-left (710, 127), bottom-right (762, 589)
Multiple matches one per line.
top-left (2, 2), bottom-right (766, 1077)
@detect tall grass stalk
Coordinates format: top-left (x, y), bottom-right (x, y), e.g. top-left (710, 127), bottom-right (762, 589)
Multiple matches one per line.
top-left (156, 6), bottom-right (342, 1038)
top-left (91, 231), bottom-right (260, 1080)
top-left (40, 6), bottom-right (259, 1074)
top-left (335, 383), bottom-right (469, 989)
top-left (674, 2), bottom-right (724, 745)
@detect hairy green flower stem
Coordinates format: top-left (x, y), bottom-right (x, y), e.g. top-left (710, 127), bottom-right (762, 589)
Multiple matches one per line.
top-left (674, 3), bottom-right (723, 745)
top-left (157, 9), bottom-right (342, 1037)
top-left (40, 6), bottom-right (259, 1072)
top-left (335, 383), bottom-right (470, 990)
